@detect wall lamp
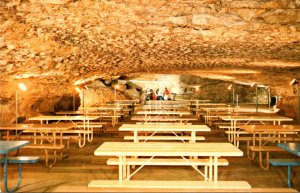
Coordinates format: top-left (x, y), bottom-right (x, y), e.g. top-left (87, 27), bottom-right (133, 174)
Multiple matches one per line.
top-left (114, 84), bottom-right (120, 101)
top-left (16, 83), bottom-right (28, 126)
top-left (290, 78), bottom-right (299, 86)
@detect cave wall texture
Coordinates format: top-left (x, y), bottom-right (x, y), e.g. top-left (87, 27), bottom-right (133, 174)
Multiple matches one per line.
top-left (0, 0), bottom-right (299, 122)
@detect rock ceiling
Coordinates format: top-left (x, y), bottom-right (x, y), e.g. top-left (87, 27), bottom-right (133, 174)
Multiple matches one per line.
top-left (0, 0), bottom-right (300, 88)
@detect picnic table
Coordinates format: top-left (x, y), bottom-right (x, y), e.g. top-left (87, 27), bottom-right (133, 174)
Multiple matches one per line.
top-left (0, 141), bottom-right (30, 192)
top-left (131, 115), bottom-right (197, 124)
top-left (271, 143), bottom-right (300, 187)
top-left (119, 123), bottom-right (210, 143)
top-left (220, 115), bottom-right (293, 146)
top-left (136, 110), bottom-right (191, 117)
top-left (82, 107), bottom-right (122, 126)
top-left (88, 142), bottom-right (250, 189)
top-left (28, 115), bottom-right (99, 147)
top-left (0, 123), bottom-right (76, 167)
top-left (278, 143), bottom-right (300, 156)
top-left (239, 125), bottom-right (300, 170)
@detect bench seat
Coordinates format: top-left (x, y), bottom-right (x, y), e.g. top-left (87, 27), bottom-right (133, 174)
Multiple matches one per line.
top-left (1, 156), bottom-right (40, 164)
top-left (53, 186), bottom-right (298, 192)
top-left (270, 158), bottom-right (300, 166)
top-left (270, 158), bottom-right (300, 188)
top-left (124, 136), bottom-right (205, 141)
top-left (23, 144), bottom-right (65, 167)
top-left (62, 130), bottom-right (93, 134)
top-left (225, 131), bottom-right (249, 134)
top-left (75, 125), bottom-right (103, 128)
top-left (107, 158), bottom-right (228, 166)
top-left (24, 144), bottom-right (65, 150)
top-left (249, 146), bottom-right (287, 152)
top-left (88, 180), bottom-right (251, 189)
top-left (249, 146), bottom-right (286, 171)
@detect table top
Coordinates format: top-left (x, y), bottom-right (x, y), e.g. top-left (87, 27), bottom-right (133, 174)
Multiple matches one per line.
top-left (277, 143), bottom-right (300, 156)
top-left (220, 115), bottom-right (293, 121)
top-left (82, 106), bottom-right (122, 110)
top-left (193, 103), bottom-right (228, 107)
top-left (29, 115), bottom-right (100, 121)
top-left (0, 123), bottom-right (76, 131)
top-left (240, 125), bottom-right (300, 132)
top-left (55, 111), bottom-right (109, 115)
top-left (0, 141), bottom-right (29, 154)
top-left (94, 142), bottom-right (243, 157)
top-left (119, 124), bottom-right (211, 132)
top-left (201, 107), bottom-right (235, 111)
top-left (137, 111), bottom-right (191, 115)
top-left (183, 100), bottom-right (211, 103)
top-left (131, 116), bottom-right (197, 122)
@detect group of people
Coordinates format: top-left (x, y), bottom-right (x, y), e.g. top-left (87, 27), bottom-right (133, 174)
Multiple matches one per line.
top-left (145, 87), bottom-right (171, 101)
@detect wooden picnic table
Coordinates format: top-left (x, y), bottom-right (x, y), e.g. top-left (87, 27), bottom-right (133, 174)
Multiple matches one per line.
top-left (89, 142), bottom-right (249, 189)
top-left (0, 140), bottom-right (30, 192)
top-left (220, 116), bottom-right (294, 147)
top-left (238, 125), bottom-right (300, 170)
top-left (119, 123), bottom-right (210, 143)
top-left (200, 107), bottom-right (237, 123)
top-left (136, 106), bottom-right (189, 111)
top-left (136, 110), bottom-right (191, 116)
top-left (131, 115), bottom-right (197, 124)
top-left (0, 123), bottom-right (76, 167)
top-left (82, 107), bottom-right (122, 126)
top-left (28, 115), bottom-right (99, 146)
top-left (146, 100), bottom-right (189, 105)
top-left (55, 111), bottom-right (109, 116)
top-left (113, 99), bottom-right (140, 104)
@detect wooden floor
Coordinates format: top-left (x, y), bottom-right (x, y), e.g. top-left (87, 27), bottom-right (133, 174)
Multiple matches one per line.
top-left (1, 115), bottom-right (300, 192)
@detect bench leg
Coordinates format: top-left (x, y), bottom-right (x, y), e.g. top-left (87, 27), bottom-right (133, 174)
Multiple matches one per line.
top-left (44, 149), bottom-right (57, 168)
top-left (247, 142), bottom-right (255, 160)
top-left (259, 151), bottom-right (270, 171)
top-left (78, 134), bottom-right (85, 148)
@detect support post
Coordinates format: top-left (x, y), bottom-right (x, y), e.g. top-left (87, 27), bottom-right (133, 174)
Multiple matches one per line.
top-left (297, 84), bottom-right (300, 124)
top-left (256, 85), bottom-right (258, 113)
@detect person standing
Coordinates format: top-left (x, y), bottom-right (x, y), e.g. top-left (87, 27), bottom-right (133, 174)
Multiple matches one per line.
top-left (163, 87), bottom-right (170, 100)
top-left (156, 89), bottom-right (163, 100)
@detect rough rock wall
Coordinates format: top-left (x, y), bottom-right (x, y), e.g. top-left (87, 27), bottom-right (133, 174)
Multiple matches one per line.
top-left (0, 80), bottom-right (74, 122)
top-left (0, 79), bottom-right (131, 123)
top-left (0, 0), bottom-right (299, 88)
top-left (275, 86), bottom-right (297, 117)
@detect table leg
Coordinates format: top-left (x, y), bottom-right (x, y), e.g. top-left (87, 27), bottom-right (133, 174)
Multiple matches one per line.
top-left (4, 153), bottom-right (22, 193)
top-left (118, 156), bottom-right (123, 182)
top-left (209, 156), bottom-right (212, 181)
top-left (191, 131), bottom-right (196, 143)
top-left (233, 120), bottom-right (237, 146)
top-left (134, 131), bottom-right (138, 143)
top-left (213, 156), bottom-right (218, 182)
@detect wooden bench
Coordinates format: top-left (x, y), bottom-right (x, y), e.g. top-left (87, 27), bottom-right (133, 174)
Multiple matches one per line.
top-left (88, 180), bottom-right (251, 189)
top-left (54, 186), bottom-right (298, 192)
top-left (107, 158), bottom-right (228, 180)
top-left (249, 146), bottom-right (286, 170)
top-left (124, 135), bottom-right (205, 142)
top-left (270, 158), bottom-right (300, 188)
top-left (23, 144), bottom-right (65, 167)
